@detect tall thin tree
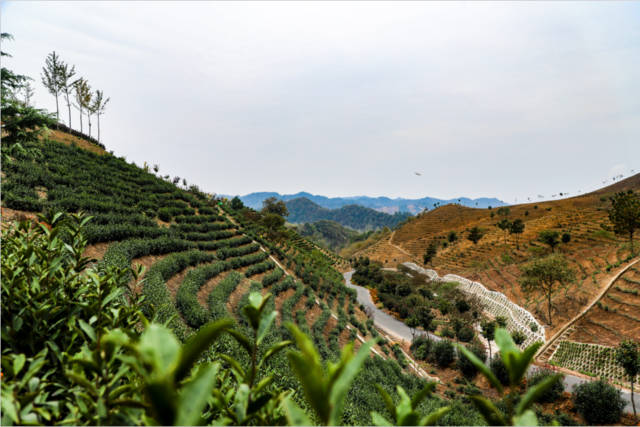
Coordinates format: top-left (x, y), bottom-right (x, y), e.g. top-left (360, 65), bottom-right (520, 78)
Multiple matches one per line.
top-left (41, 51), bottom-right (63, 121)
top-left (92, 89), bottom-right (110, 141)
top-left (58, 62), bottom-right (76, 127)
top-left (73, 78), bottom-right (90, 133)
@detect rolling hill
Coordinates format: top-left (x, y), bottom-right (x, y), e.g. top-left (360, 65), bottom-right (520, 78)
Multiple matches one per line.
top-left (1, 131), bottom-right (479, 425)
top-left (233, 191), bottom-right (506, 214)
top-left (285, 197), bottom-right (411, 230)
top-left (355, 174), bottom-right (640, 387)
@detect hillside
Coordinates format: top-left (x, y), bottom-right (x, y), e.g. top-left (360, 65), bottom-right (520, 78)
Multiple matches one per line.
top-left (235, 191), bottom-right (506, 213)
top-left (285, 197), bottom-right (411, 230)
top-left (295, 219), bottom-right (369, 252)
top-left (356, 174), bottom-right (640, 384)
top-left (1, 134), bottom-right (480, 425)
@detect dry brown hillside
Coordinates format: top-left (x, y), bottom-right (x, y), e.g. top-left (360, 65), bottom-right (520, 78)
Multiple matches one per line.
top-left (358, 174), bottom-right (640, 340)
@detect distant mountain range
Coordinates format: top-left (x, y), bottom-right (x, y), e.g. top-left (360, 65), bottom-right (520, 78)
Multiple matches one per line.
top-left (228, 191), bottom-right (506, 214)
top-left (284, 198), bottom-right (411, 231)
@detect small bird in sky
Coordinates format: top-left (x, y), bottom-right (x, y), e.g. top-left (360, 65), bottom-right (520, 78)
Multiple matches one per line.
top-left (414, 172), bottom-right (422, 176)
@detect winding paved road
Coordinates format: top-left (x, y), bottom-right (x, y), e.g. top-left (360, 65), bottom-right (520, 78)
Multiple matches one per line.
top-left (344, 270), bottom-right (640, 414)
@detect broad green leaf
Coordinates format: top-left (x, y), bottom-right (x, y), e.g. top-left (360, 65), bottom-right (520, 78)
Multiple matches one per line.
top-left (138, 324), bottom-right (181, 380)
top-left (469, 395), bottom-right (508, 426)
top-left (329, 340), bottom-right (374, 426)
top-left (176, 363), bottom-right (219, 426)
top-left (256, 311), bottom-right (277, 346)
top-left (233, 383), bottom-right (250, 424)
top-left (513, 409), bottom-right (538, 426)
top-left (410, 382), bottom-right (436, 409)
top-left (516, 374), bottom-right (562, 415)
top-left (457, 344), bottom-right (503, 393)
top-left (13, 353), bottom-right (26, 375)
top-left (288, 351), bottom-right (329, 424)
top-left (259, 340), bottom-right (292, 369)
top-left (395, 386), bottom-right (413, 422)
top-left (1, 391), bottom-right (19, 423)
top-left (77, 319), bottom-right (96, 343)
top-left (248, 292), bottom-right (263, 309)
top-left (176, 319), bottom-right (232, 382)
top-left (283, 397), bottom-right (313, 426)
top-left (374, 384), bottom-right (396, 416)
top-left (219, 354), bottom-right (246, 380)
top-left (420, 406), bottom-right (451, 426)
top-left (227, 329), bottom-right (252, 356)
top-left (371, 411), bottom-right (393, 426)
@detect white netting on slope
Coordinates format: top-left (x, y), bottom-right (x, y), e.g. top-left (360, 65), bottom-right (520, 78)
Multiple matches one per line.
top-left (403, 262), bottom-right (546, 347)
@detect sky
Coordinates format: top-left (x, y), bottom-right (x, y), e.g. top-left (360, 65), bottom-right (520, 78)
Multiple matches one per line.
top-left (2, 1), bottom-right (639, 203)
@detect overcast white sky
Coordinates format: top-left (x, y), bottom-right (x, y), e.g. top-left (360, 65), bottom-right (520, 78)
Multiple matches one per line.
top-left (2, 1), bottom-right (639, 202)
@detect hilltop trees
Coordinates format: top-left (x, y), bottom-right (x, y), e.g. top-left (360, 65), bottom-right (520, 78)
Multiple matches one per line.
top-left (41, 51), bottom-right (63, 120)
top-left (262, 196), bottom-right (289, 217)
top-left (609, 191), bottom-right (640, 255)
top-left (1, 34), bottom-right (55, 151)
top-left (615, 340), bottom-right (639, 418)
top-left (38, 51), bottom-right (110, 140)
top-left (73, 78), bottom-right (91, 133)
top-left (92, 89), bottom-right (110, 141)
top-left (520, 254), bottom-right (575, 326)
top-left (58, 61), bottom-right (77, 127)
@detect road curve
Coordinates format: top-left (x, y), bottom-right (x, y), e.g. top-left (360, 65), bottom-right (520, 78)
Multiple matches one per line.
top-left (344, 270), bottom-right (640, 414)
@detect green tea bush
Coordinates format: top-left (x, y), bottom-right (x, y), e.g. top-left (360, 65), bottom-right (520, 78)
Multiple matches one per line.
top-left (245, 260), bottom-right (275, 277)
top-left (262, 267), bottom-right (285, 287)
top-left (176, 260), bottom-right (229, 328)
top-left (217, 243), bottom-right (260, 260)
top-left (527, 369), bottom-right (564, 403)
top-left (433, 340), bottom-right (456, 367)
top-left (573, 379), bottom-right (625, 425)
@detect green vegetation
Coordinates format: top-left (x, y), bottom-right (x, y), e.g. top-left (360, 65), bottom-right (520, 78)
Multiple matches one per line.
top-left (285, 197), bottom-right (411, 231)
top-left (297, 219), bottom-right (361, 252)
top-left (573, 380), bottom-right (626, 425)
top-left (520, 254), bottom-right (575, 326)
top-left (609, 190), bottom-right (640, 255)
top-left (615, 340), bottom-right (640, 418)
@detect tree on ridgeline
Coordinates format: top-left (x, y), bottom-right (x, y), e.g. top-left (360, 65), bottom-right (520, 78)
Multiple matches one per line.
top-left (73, 77), bottom-right (90, 133)
top-left (609, 191), bottom-right (640, 255)
top-left (231, 196), bottom-right (244, 210)
top-left (615, 340), bottom-right (639, 419)
top-left (520, 253), bottom-right (575, 326)
top-left (509, 218), bottom-right (525, 249)
top-left (467, 226), bottom-right (484, 245)
top-left (41, 51), bottom-right (63, 120)
top-left (57, 61), bottom-right (77, 127)
top-left (538, 230), bottom-right (560, 253)
top-left (92, 89), bottom-right (110, 141)
top-left (262, 196), bottom-right (289, 217)
top-left (1, 33), bottom-right (55, 156)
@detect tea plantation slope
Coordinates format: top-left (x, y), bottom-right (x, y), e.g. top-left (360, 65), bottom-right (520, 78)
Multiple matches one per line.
top-left (1, 137), bottom-right (480, 425)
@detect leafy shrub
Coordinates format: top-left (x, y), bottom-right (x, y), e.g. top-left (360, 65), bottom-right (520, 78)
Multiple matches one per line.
top-left (527, 369), bottom-right (564, 403)
top-left (573, 379), bottom-right (625, 425)
top-left (433, 340), bottom-right (456, 367)
top-left (245, 260), bottom-right (275, 277)
top-left (490, 356), bottom-right (509, 385)
top-left (456, 343), bottom-right (487, 379)
top-left (176, 260), bottom-right (228, 328)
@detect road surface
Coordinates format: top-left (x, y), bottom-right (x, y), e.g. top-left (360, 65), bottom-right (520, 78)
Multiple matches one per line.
top-left (344, 270), bottom-right (640, 414)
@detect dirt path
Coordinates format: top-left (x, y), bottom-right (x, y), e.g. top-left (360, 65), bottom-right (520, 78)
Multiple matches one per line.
top-left (535, 257), bottom-right (640, 358)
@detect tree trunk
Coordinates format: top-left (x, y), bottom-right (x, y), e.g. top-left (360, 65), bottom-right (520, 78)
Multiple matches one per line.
top-left (632, 379), bottom-right (636, 420)
top-left (488, 341), bottom-right (492, 361)
top-left (55, 94), bottom-right (59, 121)
top-left (97, 115), bottom-right (100, 141)
top-left (547, 292), bottom-right (553, 326)
top-left (79, 107), bottom-right (83, 133)
top-left (87, 113), bottom-right (92, 137)
top-left (67, 98), bottom-right (72, 128)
